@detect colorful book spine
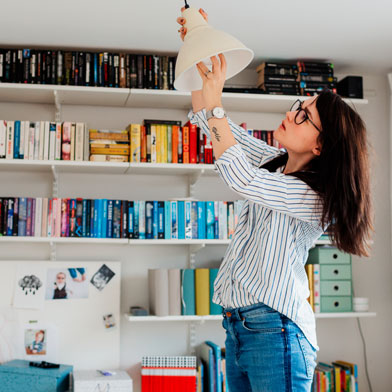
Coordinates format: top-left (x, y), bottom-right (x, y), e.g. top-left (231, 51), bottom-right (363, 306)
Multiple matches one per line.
top-left (181, 269), bottom-right (195, 315)
top-left (195, 268), bottom-right (210, 316)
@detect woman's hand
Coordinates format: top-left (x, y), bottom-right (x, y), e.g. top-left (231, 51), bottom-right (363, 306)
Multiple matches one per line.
top-left (196, 54), bottom-right (227, 111)
top-left (176, 8), bottom-right (208, 41)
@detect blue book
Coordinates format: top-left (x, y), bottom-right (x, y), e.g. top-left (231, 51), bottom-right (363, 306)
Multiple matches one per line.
top-left (128, 201), bottom-right (134, 238)
top-left (185, 201), bottom-right (192, 239)
top-left (198, 343), bottom-right (215, 392)
top-left (170, 201), bottom-right (177, 239)
top-left (13, 121), bottom-right (20, 159)
top-left (153, 200), bottom-right (158, 239)
top-left (158, 201), bottom-right (164, 239)
top-left (138, 201), bottom-right (145, 239)
top-left (82, 199), bottom-right (87, 237)
top-left (164, 201), bottom-right (171, 239)
top-left (197, 201), bottom-right (206, 239)
top-left (85, 199), bottom-right (91, 238)
top-left (145, 201), bottom-right (154, 239)
top-left (18, 197), bottom-right (27, 236)
top-left (97, 199), bottom-right (103, 238)
top-left (206, 201), bottom-right (215, 239)
top-left (214, 201), bottom-right (219, 239)
top-left (177, 201), bottom-right (185, 239)
top-left (93, 199), bottom-right (99, 238)
top-left (89, 200), bottom-right (95, 238)
top-left (7, 199), bottom-right (14, 236)
top-left (102, 199), bottom-right (108, 238)
top-left (181, 269), bottom-right (195, 315)
top-left (209, 269), bottom-right (222, 315)
top-left (107, 200), bottom-right (114, 238)
top-left (93, 53), bottom-right (98, 85)
top-left (121, 200), bottom-right (128, 238)
top-left (113, 200), bottom-right (121, 238)
top-left (205, 341), bottom-right (222, 392)
top-left (134, 200), bottom-right (140, 239)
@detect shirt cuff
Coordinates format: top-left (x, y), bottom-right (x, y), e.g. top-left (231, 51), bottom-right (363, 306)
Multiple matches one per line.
top-left (187, 108), bottom-right (207, 125)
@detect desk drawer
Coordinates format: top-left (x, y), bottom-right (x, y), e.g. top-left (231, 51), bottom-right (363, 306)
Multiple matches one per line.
top-left (320, 296), bottom-right (352, 312)
top-left (320, 265), bottom-right (351, 280)
top-left (320, 280), bottom-right (352, 296)
top-left (308, 247), bottom-right (351, 265)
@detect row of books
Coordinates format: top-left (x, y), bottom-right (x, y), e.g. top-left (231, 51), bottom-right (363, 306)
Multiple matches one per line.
top-left (0, 197), bottom-right (244, 240)
top-left (0, 48), bottom-right (177, 89)
top-left (148, 268), bottom-right (221, 317)
top-left (141, 356), bottom-right (197, 392)
top-left (239, 122), bottom-right (282, 149)
top-left (312, 360), bottom-right (358, 392)
top-left (0, 120), bottom-right (88, 161)
top-left (125, 120), bottom-right (214, 164)
top-left (197, 341), bottom-right (228, 392)
top-left (305, 263), bottom-right (321, 312)
top-left (256, 61), bottom-right (337, 96)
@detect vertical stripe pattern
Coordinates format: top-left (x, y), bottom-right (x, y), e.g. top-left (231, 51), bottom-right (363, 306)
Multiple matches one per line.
top-left (189, 109), bottom-right (326, 350)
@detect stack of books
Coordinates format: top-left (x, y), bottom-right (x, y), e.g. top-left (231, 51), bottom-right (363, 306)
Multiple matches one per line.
top-left (0, 48), bottom-right (177, 89)
top-left (0, 197), bottom-right (244, 240)
top-left (313, 360), bottom-right (358, 392)
top-left (256, 62), bottom-right (300, 96)
top-left (239, 123), bottom-right (281, 149)
top-left (0, 120), bottom-right (88, 161)
top-left (148, 268), bottom-right (221, 317)
top-left (141, 356), bottom-right (197, 392)
top-left (89, 129), bottom-right (130, 163)
top-left (297, 61), bottom-right (337, 96)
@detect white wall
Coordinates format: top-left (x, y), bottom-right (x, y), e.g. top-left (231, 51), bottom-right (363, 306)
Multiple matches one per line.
top-left (0, 69), bottom-right (390, 392)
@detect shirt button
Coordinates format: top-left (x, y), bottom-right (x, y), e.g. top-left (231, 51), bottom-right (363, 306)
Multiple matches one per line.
top-left (226, 312), bottom-right (232, 317)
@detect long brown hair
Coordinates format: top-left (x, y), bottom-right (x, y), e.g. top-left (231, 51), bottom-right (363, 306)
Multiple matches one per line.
top-left (261, 90), bottom-right (373, 257)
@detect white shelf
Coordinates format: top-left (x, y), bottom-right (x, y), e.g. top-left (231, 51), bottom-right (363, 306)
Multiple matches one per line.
top-left (0, 237), bottom-right (330, 246)
top-left (0, 83), bottom-right (368, 113)
top-left (127, 162), bottom-right (216, 176)
top-left (125, 312), bottom-right (376, 322)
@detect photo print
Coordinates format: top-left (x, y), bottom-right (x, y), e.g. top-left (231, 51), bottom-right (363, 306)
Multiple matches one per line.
top-left (91, 264), bottom-right (115, 291)
top-left (13, 265), bottom-right (46, 310)
top-left (24, 328), bottom-right (47, 355)
top-left (103, 313), bottom-right (116, 329)
top-left (45, 267), bottom-right (89, 300)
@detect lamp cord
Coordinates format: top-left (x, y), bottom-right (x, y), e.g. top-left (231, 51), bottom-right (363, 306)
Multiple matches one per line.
top-left (184, 0), bottom-right (190, 9)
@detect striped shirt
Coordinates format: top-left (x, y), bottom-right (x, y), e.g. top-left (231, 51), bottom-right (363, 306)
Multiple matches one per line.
top-left (188, 109), bottom-right (326, 350)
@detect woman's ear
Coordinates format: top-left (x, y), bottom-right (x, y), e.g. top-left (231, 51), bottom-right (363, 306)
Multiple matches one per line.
top-left (313, 146), bottom-right (321, 156)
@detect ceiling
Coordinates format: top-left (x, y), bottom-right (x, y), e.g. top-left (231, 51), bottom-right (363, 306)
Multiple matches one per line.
top-left (1, 0), bottom-right (391, 75)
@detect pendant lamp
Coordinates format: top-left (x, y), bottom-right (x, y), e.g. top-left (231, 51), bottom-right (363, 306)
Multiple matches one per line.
top-left (174, 4), bottom-right (254, 92)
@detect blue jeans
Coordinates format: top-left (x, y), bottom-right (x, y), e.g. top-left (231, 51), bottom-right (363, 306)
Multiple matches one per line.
top-left (222, 303), bottom-right (317, 392)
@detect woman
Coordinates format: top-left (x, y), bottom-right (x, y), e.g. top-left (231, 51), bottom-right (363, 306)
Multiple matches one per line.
top-left (178, 9), bottom-right (373, 392)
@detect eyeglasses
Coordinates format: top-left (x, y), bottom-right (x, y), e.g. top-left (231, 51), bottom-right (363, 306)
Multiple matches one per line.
top-left (289, 99), bottom-right (322, 133)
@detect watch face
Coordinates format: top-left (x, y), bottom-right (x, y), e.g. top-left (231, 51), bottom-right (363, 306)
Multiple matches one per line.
top-left (213, 107), bottom-right (225, 118)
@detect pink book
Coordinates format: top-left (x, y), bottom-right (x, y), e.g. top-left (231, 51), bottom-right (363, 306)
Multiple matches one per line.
top-left (47, 199), bottom-right (53, 237)
top-left (55, 198), bottom-right (61, 237)
top-left (41, 198), bottom-right (48, 237)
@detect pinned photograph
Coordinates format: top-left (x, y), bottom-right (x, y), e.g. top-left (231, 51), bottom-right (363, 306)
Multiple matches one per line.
top-left (13, 265), bottom-right (46, 310)
top-left (90, 264), bottom-right (115, 291)
top-left (45, 268), bottom-right (89, 300)
top-left (25, 329), bottom-right (46, 355)
top-left (103, 314), bottom-right (116, 329)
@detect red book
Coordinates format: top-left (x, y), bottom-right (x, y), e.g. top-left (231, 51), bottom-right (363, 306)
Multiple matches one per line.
top-left (172, 125), bottom-right (179, 163)
top-left (141, 125), bottom-right (147, 162)
top-left (182, 126), bottom-right (189, 163)
top-left (184, 121), bottom-right (197, 164)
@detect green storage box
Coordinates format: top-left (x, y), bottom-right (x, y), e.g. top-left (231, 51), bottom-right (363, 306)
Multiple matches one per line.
top-left (320, 280), bottom-right (352, 296)
top-left (321, 296), bottom-right (352, 312)
top-left (320, 265), bottom-right (351, 280)
top-left (308, 247), bottom-right (351, 265)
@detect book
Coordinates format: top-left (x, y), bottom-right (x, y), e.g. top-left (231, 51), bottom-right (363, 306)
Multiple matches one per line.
top-left (168, 269), bottom-right (181, 316)
top-left (181, 269), bottom-right (195, 316)
top-left (148, 269), bottom-right (169, 316)
top-left (209, 269), bottom-right (222, 315)
top-left (195, 269), bottom-right (210, 316)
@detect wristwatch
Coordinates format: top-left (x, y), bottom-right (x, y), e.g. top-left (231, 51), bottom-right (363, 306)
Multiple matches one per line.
top-left (206, 106), bottom-right (227, 121)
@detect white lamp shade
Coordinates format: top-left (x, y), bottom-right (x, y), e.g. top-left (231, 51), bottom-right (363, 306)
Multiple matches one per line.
top-left (174, 8), bottom-right (254, 92)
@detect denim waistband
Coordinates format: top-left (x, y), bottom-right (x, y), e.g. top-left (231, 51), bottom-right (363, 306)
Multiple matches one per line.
top-left (222, 302), bottom-right (279, 321)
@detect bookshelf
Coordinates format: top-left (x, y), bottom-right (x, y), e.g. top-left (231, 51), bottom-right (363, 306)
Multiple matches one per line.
top-left (0, 84), bottom-right (372, 391)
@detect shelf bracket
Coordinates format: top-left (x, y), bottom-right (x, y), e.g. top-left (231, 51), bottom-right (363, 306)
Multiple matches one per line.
top-left (50, 241), bottom-right (57, 261)
top-left (53, 90), bottom-right (62, 122)
top-left (188, 321), bottom-right (197, 356)
top-left (51, 165), bottom-right (59, 198)
top-left (189, 243), bottom-right (205, 268)
top-left (188, 169), bottom-right (204, 198)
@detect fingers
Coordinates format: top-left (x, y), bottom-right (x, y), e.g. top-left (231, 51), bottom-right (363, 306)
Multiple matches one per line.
top-left (210, 56), bottom-right (219, 73)
top-left (176, 17), bottom-right (186, 25)
top-left (196, 63), bottom-right (207, 80)
top-left (219, 54), bottom-right (227, 74)
top-left (196, 61), bottom-right (209, 75)
top-left (199, 8), bottom-right (208, 22)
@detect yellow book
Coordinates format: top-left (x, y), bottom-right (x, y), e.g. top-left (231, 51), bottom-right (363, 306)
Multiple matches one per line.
top-left (305, 264), bottom-right (314, 310)
top-left (150, 124), bottom-right (157, 163)
top-left (90, 147), bottom-right (129, 155)
top-left (334, 365), bottom-right (341, 392)
top-left (195, 268), bottom-right (210, 315)
top-left (156, 124), bottom-right (161, 163)
top-left (129, 124), bottom-right (141, 162)
top-left (162, 125), bottom-right (168, 163)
